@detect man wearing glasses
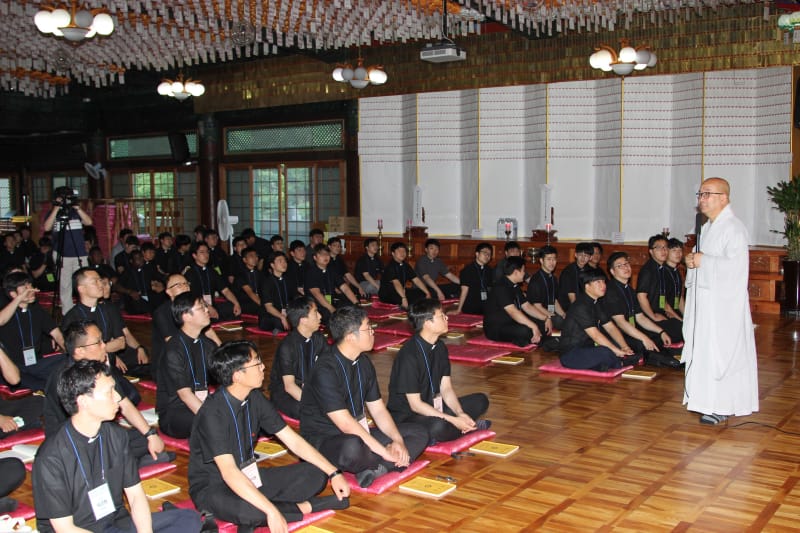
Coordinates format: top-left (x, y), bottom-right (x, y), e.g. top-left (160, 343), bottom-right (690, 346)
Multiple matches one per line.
top-left (682, 177), bottom-right (758, 425)
top-left (636, 234), bottom-right (684, 343)
top-left (456, 242), bottom-right (493, 315)
top-left (557, 242), bottom-right (593, 312)
top-left (43, 321), bottom-right (172, 467)
top-left (156, 293), bottom-right (216, 438)
top-left (300, 306), bottom-right (428, 488)
top-left (189, 340), bottom-right (350, 533)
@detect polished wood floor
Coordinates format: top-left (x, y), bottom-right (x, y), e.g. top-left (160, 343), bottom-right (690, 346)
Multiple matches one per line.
top-left (11, 310), bottom-right (800, 532)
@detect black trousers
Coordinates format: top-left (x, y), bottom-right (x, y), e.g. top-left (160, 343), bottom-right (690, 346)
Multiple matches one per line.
top-left (193, 462), bottom-right (326, 527)
top-left (395, 393), bottom-right (489, 444)
top-left (107, 508), bottom-right (201, 533)
top-left (316, 423), bottom-right (429, 475)
top-left (484, 322), bottom-right (534, 347)
top-left (20, 353), bottom-right (67, 391)
top-left (258, 312), bottom-right (287, 333)
top-left (560, 346), bottom-right (621, 371)
top-left (654, 317), bottom-right (684, 343)
top-left (271, 391), bottom-right (300, 421)
top-left (158, 405), bottom-right (195, 439)
top-left (0, 396), bottom-right (43, 439)
top-left (0, 458), bottom-right (25, 497)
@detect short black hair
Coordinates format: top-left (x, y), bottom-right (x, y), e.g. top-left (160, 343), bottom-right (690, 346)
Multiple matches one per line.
top-left (140, 242), bottom-right (155, 253)
top-left (232, 236), bottom-right (245, 248)
top-left (241, 228), bottom-right (256, 239)
top-left (579, 267), bottom-right (607, 287)
top-left (312, 244), bottom-right (330, 257)
top-left (172, 292), bottom-right (200, 327)
top-left (590, 242), bottom-right (604, 254)
top-left (210, 340), bottom-right (258, 387)
top-left (119, 228), bottom-right (133, 239)
top-left (408, 298), bottom-right (442, 332)
top-left (3, 271), bottom-right (31, 295)
top-left (289, 240), bottom-right (305, 252)
top-left (607, 251), bottom-right (629, 274)
top-left (309, 228), bottom-right (324, 238)
top-left (242, 246), bottom-right (258, 259)
top-left (287, 296), bottom-right (316, 329)
top-left (203, 228), bottom-right (219, 239)
top-left (648, 234), bottom-right (668, 249)
top-left (192, 242), bottom-right (210, 254)
top-left (667, 238), bottom-right (684, 249)
top-left (270, 234), bottom-right (283, 244)
top-left (504, 241), bottom-right (520, 252)
top-left (576, 242), bottom-right (594, 255)
top-left (390, 242), bottom-right (407, 253)
top-left (63, 320), bottom-right (97, 357)
top-left (329, 305), bottom-right (368, 344)
top-left (176, 234), bottom-right (191, 247)
top-left (158, 231), bottom-right (173, 240)
top-left (57, 359), bottom-right (111, 416)
top-left (475, 242), bottom-right (492, 254)
top-left (537, 245), bottom-right (557, 260)
top-left (363, 238), bottom-right (377, 249)
top-left (503, 255), bottom-right (526, 276)
top-left (327, 236), bottom-right (341, 246)
top-left (424, 238), bottom-right (440, 248)
top-left (124, 235), bottom-right (140, 247)
top-left (268, 251), bottom-right (287, 266)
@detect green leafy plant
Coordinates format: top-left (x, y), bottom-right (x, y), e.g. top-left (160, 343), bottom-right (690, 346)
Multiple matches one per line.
top-left (767, 178), bottom-right (800, 261)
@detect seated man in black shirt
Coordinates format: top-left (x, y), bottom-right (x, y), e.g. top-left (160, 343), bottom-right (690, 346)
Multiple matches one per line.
top-left (354, 238), bottom-right (382, 296)
top-left (484, 257), bottom-right (542, 347)
top-left (285, 240), bottom-right (308, 296)
top-left (456, 242), bottom-right (493, 315)
top-left (493, 241), bottom-right (528, 285)
top-left (114, 234), bottom-right (140, 276)
top-left (44, 321), bottom-right (172, 466)
top-left (388, 299), bottom-right (490, 445)
top-left (415, 239), bottom-right (461, 301)
top-left (116, 249), bottom-right (165, 315)
top-left (190, 340), bottom-right (349, 533)
top-left (156, 293), bottom-right (216, 439)
top-left (587, 242), bottom-right (604, 269)
top-left (233, 247), bottom-right (267, 316)
top-left (184, 242), bottom-right (241, 322)
top-left (269, 297), bottom-right (325, 419)
top-left (305, 244), bottom-right (359, 325)
top-left (300, 306), bottom-right (428, 488)
top-left (636, 234), bottom-right (684, 342)
top-left (665, 238), bottom-right (686, 318)
top-left (155, 231), bottom-right (177, 278)
top-left (29, 236), bottom-right (56, 292)
top-left (227, 236), bottom-right (247, 286)
top-left (604, 252), bottom-right (680, 368)
top-left (527, 245), bottom-right (567, 335)
top-left (379, 242), bottom-right (430, 309)
top-left (558, 268), bottom-right (640, 371)
top-left (0, 271), bottom-right (66, 390)
top-left (0, 345), bottom-right (43, 439)
top-left (33, 359), bottom-right (200, 533)
top-left (259, 252), bottom-right (298, 333)
top-left (557, 242), bottom-right (593, 312)
top-left (328, 237), bottom-right (366, 299)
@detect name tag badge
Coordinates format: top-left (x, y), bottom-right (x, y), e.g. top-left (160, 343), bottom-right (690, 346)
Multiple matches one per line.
top-left (68, 219), bottom-right (82, 231)
top-left (241, 459), bottom-right (262, 488)
top-left (480, 290), bottom-right (488, 301)
top-left (46, 273), bottom-right (55, 282)
top-left (23, 347), bottom-right (37, 367)
top-left (357, 415), bottom-right (370, 432)
top-left (659, 295), bottom-right (666, 309)
top-left (674, 297), bottom-right (680, 308)
top-left (203, 294), bottom-right (213, 306)
top-left (214, 266), bottom-right (222, 276)
top-left (433, 394), bottom-right (444, 413)
top-left (281, 308), bottom-right (287, 316)
top-left (628, 316), bottom-right (636, 326)
top-left (195, 389), bottom-right (208, 402)
top-left (88, 482), bottom-right (115, 521)
top-left (325, 294), bottom-right (332, 304)
top-left (547, 304), bottom-right (555, 314)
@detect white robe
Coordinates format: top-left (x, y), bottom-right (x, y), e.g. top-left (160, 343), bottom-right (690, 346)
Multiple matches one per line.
top-left (682, 204), bottom-right (759, 416)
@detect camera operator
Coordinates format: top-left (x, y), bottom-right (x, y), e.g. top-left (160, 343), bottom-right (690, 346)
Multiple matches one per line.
top-left (43, 186), bottom-right (93, 315)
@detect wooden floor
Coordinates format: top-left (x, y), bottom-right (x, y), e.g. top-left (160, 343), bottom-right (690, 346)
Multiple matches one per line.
top-left (12, 310), bottom-right (800, 532)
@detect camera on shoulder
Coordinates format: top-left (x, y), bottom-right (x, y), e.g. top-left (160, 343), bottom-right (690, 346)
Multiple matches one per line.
top-left (53, 186), bottom-right (79, 208)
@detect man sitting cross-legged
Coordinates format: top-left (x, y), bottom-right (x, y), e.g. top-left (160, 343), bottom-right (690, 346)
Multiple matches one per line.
top-left (189, 340), bottom-right (350, 533)
top-left (33, 359), bottom-right (201, 533)
top-left (558, 267), bottom-right (641, 372)
top-left (300, 306), bottom-right (429, 488)
top-left (388, 299), bottom-right (490, 445)
top-left (268, 297), bottom-right (326, 420)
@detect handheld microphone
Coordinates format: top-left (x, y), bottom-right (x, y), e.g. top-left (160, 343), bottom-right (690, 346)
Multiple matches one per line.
top-left (694, 212), bottom-right (702, 253)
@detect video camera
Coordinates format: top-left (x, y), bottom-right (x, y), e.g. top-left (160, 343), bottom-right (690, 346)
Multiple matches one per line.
top-left (53, 186), bottom-right (79, 209)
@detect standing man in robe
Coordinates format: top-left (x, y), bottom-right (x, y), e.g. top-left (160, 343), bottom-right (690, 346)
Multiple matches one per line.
top-left (683, 177), bottom-right (758, 425)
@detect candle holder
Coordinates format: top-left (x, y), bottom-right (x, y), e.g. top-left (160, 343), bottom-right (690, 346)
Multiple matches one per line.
top-left (407, 224), bottom-right (413, 257)
top-left (377, 220), bottom-right (383, 254)
top-left (504, 228), bottom-right (511, 241)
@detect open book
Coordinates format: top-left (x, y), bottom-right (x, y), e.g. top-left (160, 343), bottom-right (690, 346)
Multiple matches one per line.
top-left (0, 443), bottom-right (39, 463)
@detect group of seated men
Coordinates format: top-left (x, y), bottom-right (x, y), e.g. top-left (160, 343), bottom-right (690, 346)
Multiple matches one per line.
top-left (0, 224), bottom-right (687, 531)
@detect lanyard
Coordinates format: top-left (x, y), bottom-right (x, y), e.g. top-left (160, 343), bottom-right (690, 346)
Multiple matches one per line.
top-left (615, 281), bottom-right (635, 318)
top-left (78, 304), bottom-right (108, 338)
top-left (14, 309), bottom-right (34, 348)
top-left (66, 426), bottom-right (105, 488)
top-left (414, 338), bottom-right (437, 397)
top-left (273, 276), bottom-right (289, 308)
top-left (334, 353), bottom-right (364, 419)
top-left (135, 269), bottom-right (147, 295)
top-left (539, 271), bottom-right (554, 305)
top-left (320, 268), bottom-right (332, 295)
top-left (178, 335), bottom-right (207, 389)
top-left (299, 335), bottom-right (315, 383)
top-left (657, 265), bottom-right (665, 295)
top-left (247, 270), bottom-right (256, 290)
top-left (475, 263), bottom-right (487, 291)
top-left (668, 267), bottom-right (681, 296)
top-left (222, 389), bottom-right (255, 465)
top-left (397, 263), bottom-right (406, 286)
top-left (193, 265), bottom-right (211, 294)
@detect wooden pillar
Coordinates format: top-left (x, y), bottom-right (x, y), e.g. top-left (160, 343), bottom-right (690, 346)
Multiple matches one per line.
top-left (197, 114), bottom-right (220, 229)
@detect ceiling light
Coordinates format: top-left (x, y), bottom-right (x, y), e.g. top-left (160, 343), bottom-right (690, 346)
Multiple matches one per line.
top-left (589, 40), bottom-right (657, 77)
top-left (332, 58), bottom-right (387, 89)
top-left (34, 2), bottom-right (114, 43)
top-left (157, 73), bottom-right (205, 100)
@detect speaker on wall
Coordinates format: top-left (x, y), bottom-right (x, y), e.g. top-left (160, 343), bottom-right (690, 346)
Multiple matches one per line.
top-left (168, 132), bottom-right (189, 164)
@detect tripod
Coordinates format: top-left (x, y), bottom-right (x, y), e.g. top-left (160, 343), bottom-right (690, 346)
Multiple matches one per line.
top-left (50, 207), bottom-right (85, 318)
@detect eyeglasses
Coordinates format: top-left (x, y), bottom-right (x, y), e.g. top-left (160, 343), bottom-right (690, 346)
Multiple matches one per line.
top-left (239, 360), bottom-right (265, 371)
top-left (78, 339), bottom-right (104, 349)
top-left (612, 262), bottom-right (631, 269)
top-left (167, 281), bottom-right (190, 290)
top-left (696, 191), bottom-right (725, 199)
top-left (358, 327), bottom-right (375, 335)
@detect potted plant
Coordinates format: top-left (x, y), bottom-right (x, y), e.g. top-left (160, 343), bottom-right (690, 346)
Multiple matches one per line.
top-left (766, 177), bottom-right (800, 312)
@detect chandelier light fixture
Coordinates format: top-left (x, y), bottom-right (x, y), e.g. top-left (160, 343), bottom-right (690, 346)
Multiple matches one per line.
top-left (332, 58), bottom-right (387, 89)
top-left (34, 2), bottom-right (114, 43)
top-left (589, 40), bottom-right (657, 76)
top-left (157, 73), bottom-right (205, 100)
